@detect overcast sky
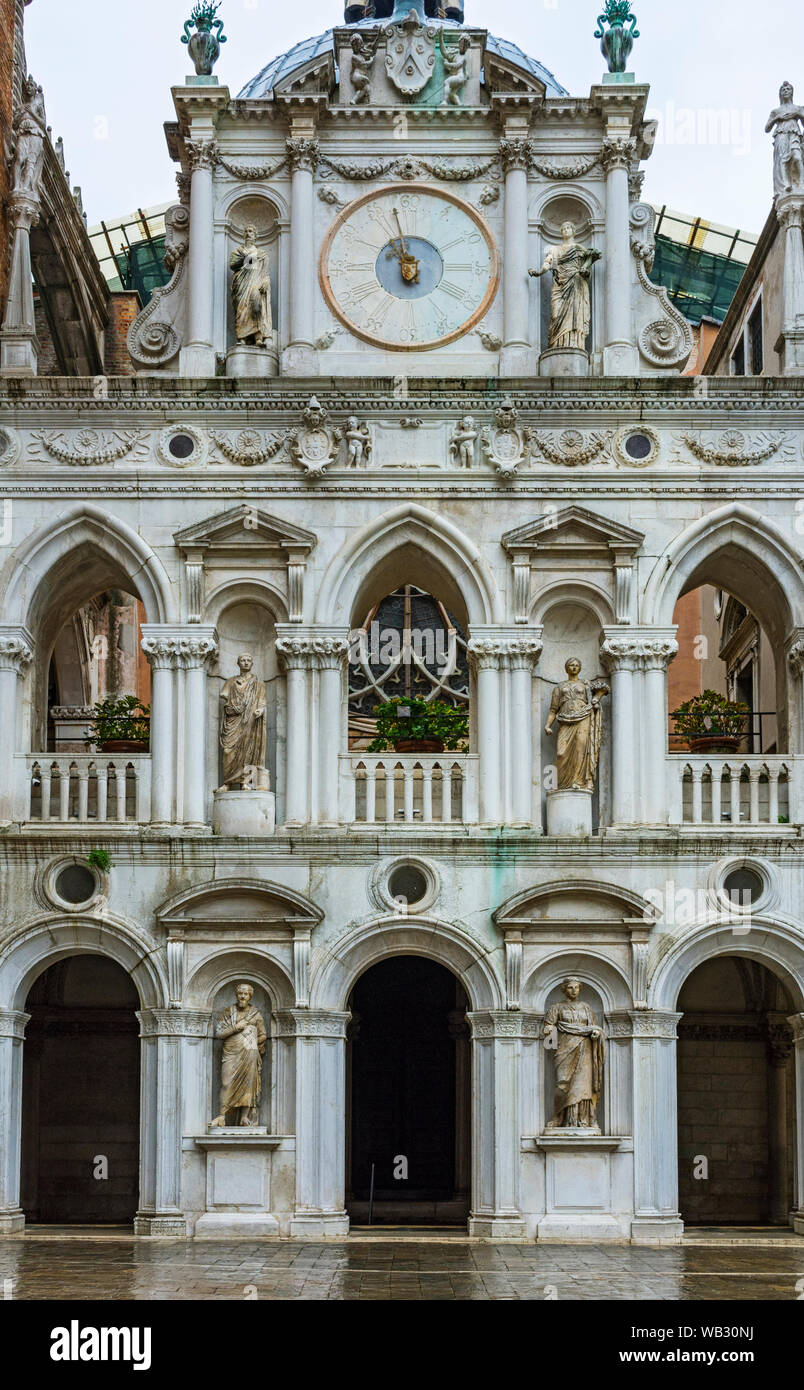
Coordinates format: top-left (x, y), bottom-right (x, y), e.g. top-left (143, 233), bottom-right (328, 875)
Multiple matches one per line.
top-left (24, 0), bottom-right (804, 231)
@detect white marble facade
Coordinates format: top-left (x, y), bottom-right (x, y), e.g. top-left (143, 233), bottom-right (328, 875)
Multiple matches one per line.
top-left (1, 6), bottom-right (804, 1242)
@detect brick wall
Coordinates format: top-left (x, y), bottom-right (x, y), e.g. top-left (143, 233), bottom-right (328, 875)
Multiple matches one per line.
top-left (0, 0), bottom-right (16, 309)
top-left (103, 292), bottom-right (139, 376)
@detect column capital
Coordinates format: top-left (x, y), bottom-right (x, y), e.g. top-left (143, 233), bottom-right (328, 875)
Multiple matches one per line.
top-left (600, 626), bottom-right (678, 673)
top-left (775, 190), bottom-right (804, 230)
top-left (0, 1009), bottom-right (30, 1039)
top-left (186, 138), bottom-right (218, 173)
top-left (276, 626), bottom-right (350, 671)
top-left (787, 629), bottom-right (804, 675)
top-left (275, 1009), bottom-right (351, 1039)
top-left (136, 1008), bottom-right (212, 1038)
top-left (8, 191), bottom-right (40, 232)
top-left (0, 626), bottom-right (34, 673)
top-left (286, 137), bottom-right (320, 174)
top-left (607, 1010), bottom-right (682, 1040)
top-left (141, 624), bottom-right (219, 670)
top-left (498, 136), bottom-right (532, 173)
top-left (468, 629), bottom-right (543, 672)
top-left (467, 1010), bottom-right (543, 1040)
top-left (788, 1012), bottom-right (804, 1043)
top-left (600, 136), bottom-right (637, 173)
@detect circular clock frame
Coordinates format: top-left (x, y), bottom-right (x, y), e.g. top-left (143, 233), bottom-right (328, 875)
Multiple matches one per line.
top-left (319, 183), bottom-right (501, 352)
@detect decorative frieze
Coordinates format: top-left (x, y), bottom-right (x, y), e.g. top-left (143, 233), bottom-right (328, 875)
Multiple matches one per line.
top-left (30, 428), bottom-right (149, 466)
top-left (672, 430), bottom-right (794, 467)
top-left (531, 429), bottom-right (611, 467)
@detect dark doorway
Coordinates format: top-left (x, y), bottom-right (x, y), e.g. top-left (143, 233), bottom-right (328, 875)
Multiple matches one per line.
top-left (347, 956), bottom-right (470, 1225)
top-left (21, 955), bottom-right (140, 1225)
top-left (677, 955), bottom-right (795, 1227)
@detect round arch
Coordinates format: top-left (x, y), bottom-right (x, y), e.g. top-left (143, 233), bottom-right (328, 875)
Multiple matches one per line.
top-left (532, 580), bottom-right (615, 629)
top-left (204, 576), bottom-right (289, 627)
top-left (521, 951), bottom-right (633, 1014)
top-left (311, 916), bottom-right (504, 1013)
top-left (0, 913), bottom-right (169, 1013)
top-left (314, 504), bottom-right (502, 628)
top-left (184, 950), bottom-right (295, 1011)
top-left (648, 918), bottom-right (804, 1013)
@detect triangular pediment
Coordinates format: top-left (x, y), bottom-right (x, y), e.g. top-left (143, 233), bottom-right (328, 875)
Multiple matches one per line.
top-left (503, 506), bottom-right (644, 558)
top-left (174, 506), bottom-right (316, 556)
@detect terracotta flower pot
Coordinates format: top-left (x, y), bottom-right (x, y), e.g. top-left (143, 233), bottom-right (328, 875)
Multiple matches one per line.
top-left (687, 735), bottom-right (741, 756)
top-left (100, 739), bottom-right (149, 754)
top-left (394, 738), bottom-right (445, 754)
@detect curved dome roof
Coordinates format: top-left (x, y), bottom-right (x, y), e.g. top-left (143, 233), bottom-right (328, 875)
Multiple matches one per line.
top-left (237, 19), bottom-right (567, 100)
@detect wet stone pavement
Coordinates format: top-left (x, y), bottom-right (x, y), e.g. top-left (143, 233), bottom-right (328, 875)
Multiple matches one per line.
top-left (1, 1236), bottom-right (803, 1300)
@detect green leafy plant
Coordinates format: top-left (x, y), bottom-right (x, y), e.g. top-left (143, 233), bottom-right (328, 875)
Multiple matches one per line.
top-left (670, 690), bottom-right (750, 741)
top-left (595, 0), bottom-right (638, 29)
top-left (368, 696), bottom-right (469, 752)
top-left (185, 1), bottom-right (222, 29)
top-left (84, 696), bottom-right (151, 749)
top-left (87, 848), bottom-right (112, 873)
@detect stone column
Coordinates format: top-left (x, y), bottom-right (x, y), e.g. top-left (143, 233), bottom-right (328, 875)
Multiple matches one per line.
top-left (601, 137), bottom-right (638, 376)
top-left (788, 1013), bottom-right (804, 1233)
top-left (180, 629), bottom-right (219, 828)
top-left (181, 138), bottom-right (217, 378)
top-left (466, 1011), bottom-right (530, 1238)
top-left (507, 636), bottom-right (543, 824)
top-left (277, 629), bottom-right (350, 827)
top-left (0, 628), bottom-right (33, 822)
top-left (283, 135), bottom-right (320, 377)
top-left (283, 1010), bottom-right (351, 1237)
top-left (600, 632), bottom-right (638, 825)
top-left (468, 639), bottom-right (503, 824)
top-left (135, 1009), bottom-right (204, 1236)
top-left (499, 135), bottom-right (532, 377)
top-left (449, 1010), bottom-right (472, 1201)
top-left (641, 635), bottom-right (678, 823)
top-left (766, 1019), bottom-right (794, 1226)
top-left (786, 631), bottom-right (804, 781)
top-left (141, 629), bottom-right (179, 826)
top-left (776, 193), bottom-right (804, 376)
top-left (601, 629), bottom-right (678, 827)
top-left (0, 194), bottom-right (40, 376)
top-left (619, 1010), bottom-right (684, 1243)
top-left (0, 1010), bottom-right (29, 1234)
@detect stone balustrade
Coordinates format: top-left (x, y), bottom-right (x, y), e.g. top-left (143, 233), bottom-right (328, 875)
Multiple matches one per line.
top-left (340, 752), bottom-right (479, 826)
top-left (23, 753), bottom-right (151, 825)
top-left (668, 755), bottom-right (802, 827)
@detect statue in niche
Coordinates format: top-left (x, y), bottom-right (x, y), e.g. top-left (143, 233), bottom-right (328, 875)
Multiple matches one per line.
top-left (440, 31), bottom-right (470, 107)
top-left (543, 977), bottom-right (606, 1132)
top-left (219, 655), bottom-right (268, 789)
top-left (211, 983), bottom-right (267, 1128)
top-left (766, 82), bottom-right (804, 197)
top-left (544, 657), bottom-right (609, 792)
top-left (230, 224), bottom-right (273, 347)
top-left (529, 222), bottom-right (601, 352)
top-left (10, 75), bottom-right (47, 198)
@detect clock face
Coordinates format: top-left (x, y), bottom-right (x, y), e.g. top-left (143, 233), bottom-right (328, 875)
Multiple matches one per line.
top-left (320, 184), bottom-right (500, 351)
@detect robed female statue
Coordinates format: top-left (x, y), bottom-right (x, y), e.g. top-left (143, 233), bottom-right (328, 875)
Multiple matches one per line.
top-left (230, 224), bottom-right (273, 346)
top-left (544, 657), bottom-right (609, 793)
top-left (529, 221), bottom-right (601, 352)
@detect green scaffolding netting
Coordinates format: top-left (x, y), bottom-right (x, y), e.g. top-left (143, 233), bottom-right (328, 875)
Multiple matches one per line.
top-left (649, 235), bottom-right (748, 326)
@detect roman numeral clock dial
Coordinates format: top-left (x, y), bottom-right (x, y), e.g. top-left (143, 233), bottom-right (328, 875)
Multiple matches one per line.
top-left (320, 185), bottom-right (500, 351)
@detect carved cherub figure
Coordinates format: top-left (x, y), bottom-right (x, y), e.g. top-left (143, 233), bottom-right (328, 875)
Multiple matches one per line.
top-left (450, 416), bottom-right (478, 469)
top-left (350, 32), bottom-right (378, 107)
top-left (345, 416), bottom-right (371, 467)
top-left (440, 31), bottom-right (470, 107)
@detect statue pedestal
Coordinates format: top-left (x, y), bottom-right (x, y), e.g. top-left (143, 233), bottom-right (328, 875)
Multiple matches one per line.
top-left (226, 339), bottom-right (279, 378)
top-left (193, 1131), bottom-right (284, 1238)
top-left (526, 1133), bottom-right (632, 1242)
top-left (546, 788), bottom-right (592, 837)
top-left (212, 788), bottom-right (276, 836)
top-left (539, 347), bottom-right (590, 378)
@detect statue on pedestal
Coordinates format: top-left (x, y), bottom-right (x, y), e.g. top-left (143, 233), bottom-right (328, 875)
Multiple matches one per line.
top-left (10, 76), bottom-right (47, 198)
top-left (219, 655), bottom-right (267, 789)
top-left (211, 983), bottom-right (267, 1129)
top-left (543, 978), bottom-right (606, 1131)
top-left (529, 223), bottom-right (601, 352)
top-left (544, 657), bottom-right (609, 792)
top-left (230, 225), bottom-right (273, 347)
top-left (766, 82), bottom-right (804, 197)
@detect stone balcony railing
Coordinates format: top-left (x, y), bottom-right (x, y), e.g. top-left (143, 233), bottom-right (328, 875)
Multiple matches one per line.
top-left (339, 752), bottom-right (480, 826)
top-left (21, 754), bottom-right (151, 825)
top-left (668, 755), bottom-right (803, 827)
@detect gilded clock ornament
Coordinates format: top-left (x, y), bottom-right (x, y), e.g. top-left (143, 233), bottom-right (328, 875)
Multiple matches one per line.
top-left (320, 185), bottom-right (500, 352)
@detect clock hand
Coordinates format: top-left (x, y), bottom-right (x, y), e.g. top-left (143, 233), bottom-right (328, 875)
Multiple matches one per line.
top-left (387, 208), bottom-right (420, 285)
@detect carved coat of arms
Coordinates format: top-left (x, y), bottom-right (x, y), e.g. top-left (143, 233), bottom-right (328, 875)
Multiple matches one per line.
top-left (385, 11), bottom-right (437, 98)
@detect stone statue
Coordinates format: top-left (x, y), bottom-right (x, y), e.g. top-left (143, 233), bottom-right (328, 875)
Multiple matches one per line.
top-left (544, 657), bottom-right (609, 792)
top-left (440, 32), bottom-right (470, 107)
top-left (350, 32), bottom-right (378, 107)
top-left (211, 983), bottom-right (267, 1128)
top-left (766, 82), bottom-right (804, 197)
top-left (450, 416), bottom-right (478, 468)
top-left (345, 417), bottom-right (372, 467)
top-left (10, 75), bottom-right (47, 198)
top-left (219, 655), bottom-right (267, 789)
top-left (230, 225), bottom-right (273, 347)
top-left (543, 978), bottom-right (606, 1132)
top-left (529, 223), bottom-right (601, 352)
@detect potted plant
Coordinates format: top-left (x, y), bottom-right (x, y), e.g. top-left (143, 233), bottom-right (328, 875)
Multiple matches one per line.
top-left (84, 696), bottom-right (151, 753)
top-left (367, 697), bottom-right (469, 755)
top-left (670, 690), bottom-right (750, 755)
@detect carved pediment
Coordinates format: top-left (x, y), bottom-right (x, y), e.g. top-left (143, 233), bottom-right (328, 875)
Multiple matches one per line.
top-left (158, 878), bottom-right (323, 935)
top-left (502, 506), bottom-right (644, 561)
top-left (272, 53), bottom-right (335, 101)
top-left (484, 53), bottom-right (546, 99)
top-left (174, 505), bottom-right (316, 558)
top-left (494, 880), bottom-right (658, 930)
